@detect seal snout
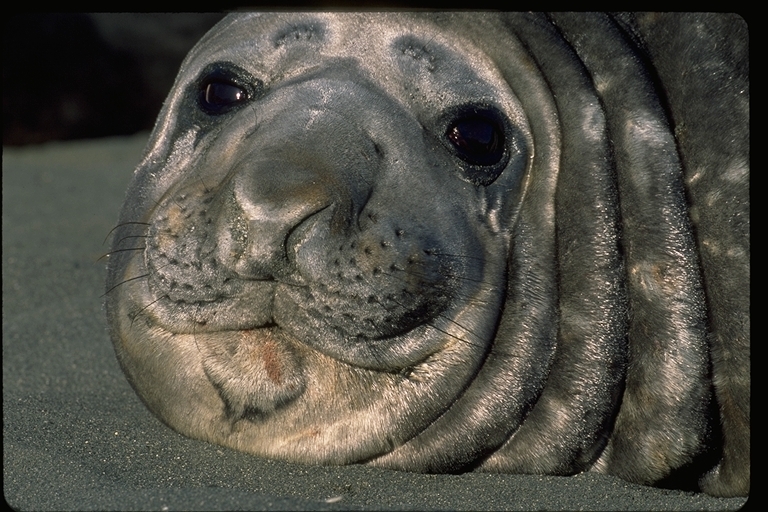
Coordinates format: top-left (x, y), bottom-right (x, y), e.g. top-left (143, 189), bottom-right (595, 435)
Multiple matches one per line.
top-left (223, 157), bottom-right (338, 281)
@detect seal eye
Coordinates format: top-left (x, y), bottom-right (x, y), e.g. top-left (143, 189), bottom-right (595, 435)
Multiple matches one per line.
top-left (199, 79), bottom-right (248, 114)
top-left (446, 116), bottom-right (505, 167)
top-left (205, 82), bottom-right (247, 108)
top-left (195, 63), bottom-right (261, 116)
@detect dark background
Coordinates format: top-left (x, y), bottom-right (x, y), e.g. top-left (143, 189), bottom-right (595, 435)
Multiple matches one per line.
top-left (3, 13), bottom-right (225, 145)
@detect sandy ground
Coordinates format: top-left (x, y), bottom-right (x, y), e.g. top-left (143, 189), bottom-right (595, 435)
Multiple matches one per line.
top-left (3, 134), bottom-right (749, 510)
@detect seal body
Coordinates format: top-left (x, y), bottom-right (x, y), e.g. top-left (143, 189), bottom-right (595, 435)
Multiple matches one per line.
top-left (105, 13), bottom-right (749, 497)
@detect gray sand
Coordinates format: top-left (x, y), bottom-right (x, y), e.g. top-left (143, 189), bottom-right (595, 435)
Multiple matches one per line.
top-left (3, 135), bottom-right (748, 510)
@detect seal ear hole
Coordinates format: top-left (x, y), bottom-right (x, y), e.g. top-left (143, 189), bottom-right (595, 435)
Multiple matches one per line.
top-left (195, 63), bottom-right (263, 115)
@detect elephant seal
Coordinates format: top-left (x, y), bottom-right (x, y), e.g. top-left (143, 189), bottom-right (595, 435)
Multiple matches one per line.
top-left (105, 13), bottom-right (749, 497)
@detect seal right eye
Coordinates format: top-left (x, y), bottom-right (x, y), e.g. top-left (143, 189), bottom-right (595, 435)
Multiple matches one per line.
top-left (446, 116), bottom-right (504, 167)
top-left (440, 105), bottom-right (513, 186)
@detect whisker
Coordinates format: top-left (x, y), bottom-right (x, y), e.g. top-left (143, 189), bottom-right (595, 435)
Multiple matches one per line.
top-left (102, 273), bottom-right (149, 297)
top-left (129, 295), bottom-right (164, 329)
top-left (198, 177), bottom-right (212, 194)
top-left (432, 312), bottom-right (486, 345)
top-left (388, 264), bottom-right (500, 290)
top-left (378, 269), bottom-right (495, 307)
top-left (423, 318), bottom-right (482, 350)
top-left (115, 234), bottom-right (149, 245)
top-left (96, 246), bottom-right (145, 263)
top-left (425, 251), bottom-right (488, 262)
top-left (354, 273), bottom-right (487, 351)
top-left (102, 222), bottom-right (151, 245)
top-left (104, 257), bottom-right (179, 297)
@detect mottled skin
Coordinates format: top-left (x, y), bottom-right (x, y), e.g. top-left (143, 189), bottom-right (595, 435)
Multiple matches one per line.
top-left (105, 13), bottom-right (749, 497)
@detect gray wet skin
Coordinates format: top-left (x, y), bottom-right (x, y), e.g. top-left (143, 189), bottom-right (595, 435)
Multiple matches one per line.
top-left (105, 13), bottom-right (749, 497)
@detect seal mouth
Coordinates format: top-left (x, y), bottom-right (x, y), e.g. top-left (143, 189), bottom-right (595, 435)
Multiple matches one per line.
top-left (138, 268), bottom-right (455, 372)
top-left (140, 276), bottom-right (278, 334)
top-left (137, 182), bottom-right (463, 371)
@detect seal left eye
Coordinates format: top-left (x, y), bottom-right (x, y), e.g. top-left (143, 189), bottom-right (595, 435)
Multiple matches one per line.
top-left (199, 80), bottom-right (248, 114)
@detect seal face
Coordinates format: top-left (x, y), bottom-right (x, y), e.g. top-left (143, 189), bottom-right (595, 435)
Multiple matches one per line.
top-left (105, 13), bottom-right (749, 497)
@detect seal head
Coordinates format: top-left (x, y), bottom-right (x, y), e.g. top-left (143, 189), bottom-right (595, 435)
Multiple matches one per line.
top-left (107, 12), bottom-right (531, 462)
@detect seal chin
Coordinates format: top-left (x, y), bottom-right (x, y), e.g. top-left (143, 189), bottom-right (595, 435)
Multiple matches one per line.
top-left (195, 327), bottom-right (307, 422)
